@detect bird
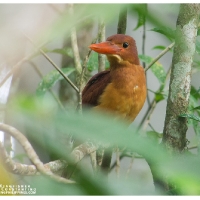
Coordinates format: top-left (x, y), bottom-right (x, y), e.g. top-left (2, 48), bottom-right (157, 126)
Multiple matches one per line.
top-left (81, 34), bottom-right (147, 173)
top-left (82, 34), bottom-right (146, 124)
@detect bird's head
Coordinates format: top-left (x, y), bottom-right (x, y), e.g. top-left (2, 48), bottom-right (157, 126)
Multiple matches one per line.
top-left (89, 34), bottom-right (140, 66)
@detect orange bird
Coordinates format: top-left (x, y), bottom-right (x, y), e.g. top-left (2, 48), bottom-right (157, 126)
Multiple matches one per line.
top-left (82, 34), bottom-right (146, 124)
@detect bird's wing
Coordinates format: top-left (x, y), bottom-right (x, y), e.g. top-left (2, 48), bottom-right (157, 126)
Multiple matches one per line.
top-left (82, 70), bottom-right (111, 107)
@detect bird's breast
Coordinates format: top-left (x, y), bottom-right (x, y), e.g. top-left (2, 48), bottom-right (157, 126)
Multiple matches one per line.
top-left (94, 66), bottom-right (146, 123)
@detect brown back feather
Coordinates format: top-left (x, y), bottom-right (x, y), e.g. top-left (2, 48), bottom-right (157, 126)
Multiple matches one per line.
top-left (82, 70), bottom-right (111, 107)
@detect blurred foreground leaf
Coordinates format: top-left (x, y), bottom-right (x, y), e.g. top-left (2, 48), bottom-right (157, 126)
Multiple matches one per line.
top-left (6, 94), bottom-right (200, 195)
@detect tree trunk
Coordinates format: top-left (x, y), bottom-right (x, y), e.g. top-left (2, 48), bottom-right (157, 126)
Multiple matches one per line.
top-left (162, 4), bottom-right (200, 152)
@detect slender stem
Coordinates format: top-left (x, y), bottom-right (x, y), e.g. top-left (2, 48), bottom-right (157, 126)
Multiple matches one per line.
top-left (98, 18), bottom-right (106, 72)
top-left (23, 33), bottom-right (79, 93)
top-left (126, 155), bottom-right (134, 178)
top-left (69, 4), bottom-right (82, 75)
top-left (115, 148), bottom-right (120, 178)
top-left (139, 64), bottom-right (172, 130)
top-left (77, 37), bottom-right (98, 113)
top-left (142, 100), bottom-right (157, 130)
top-left (142, 18), bottom-right (151, 107)
top-left (117, 5), bottom-right (127, 34)
top-left (142, 22), bottom-right (146, 69)
top-left (145, 42), bottom-right (175, 72)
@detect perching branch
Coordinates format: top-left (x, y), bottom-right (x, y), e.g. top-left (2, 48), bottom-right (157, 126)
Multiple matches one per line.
top-left (163, 4), bottom-right (200, 152)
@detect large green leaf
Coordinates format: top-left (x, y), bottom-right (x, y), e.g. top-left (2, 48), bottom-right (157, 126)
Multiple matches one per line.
top-left (36, 67), bottom-right (75, 96)
top-left (132, 4), bottom-right (147, 30)
top-left (150, 26), bottom-right (175, 41)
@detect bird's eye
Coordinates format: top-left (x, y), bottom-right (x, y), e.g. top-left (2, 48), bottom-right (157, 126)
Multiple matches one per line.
top-left (123, 42), bottom-right (129, 48)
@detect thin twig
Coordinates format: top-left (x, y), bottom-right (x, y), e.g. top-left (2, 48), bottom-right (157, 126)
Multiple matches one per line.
top-left (139, 65), bottom-right (172, 131)
top-left (142, 100), bottom-right (157, 130)
top-left (69, 4), bottom-right (82, 75)
top-left (23, 33), bottom-right (79, 93)
top-left (126, 154), bottom-right (134, 179)
top-left (115, 148), bottom-right (120, 178)
top-left (90, 151), bottom-right (97, 173)
top-left (77, 37), bottom-right (98, 113)
top-left (142, 20), bottom-right (146, 69)
top-left (142, 17), bottom-right (151, 107)
top-left (145, 42), bottom-right (175, 72)
top-left (98, 18), bottom-right (106, 72)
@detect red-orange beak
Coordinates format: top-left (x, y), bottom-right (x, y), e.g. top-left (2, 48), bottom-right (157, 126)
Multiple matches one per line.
top-left (89, 42), bottom-right (122, 54)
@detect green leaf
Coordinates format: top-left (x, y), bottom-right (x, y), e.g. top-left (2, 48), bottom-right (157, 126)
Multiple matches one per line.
top-left (152, 45), bottom-right (167, 51)
top-left (51, 48), bottom-right (73, 57)
top-left (191, 106), bottom-right (200, 111)
top-left (190, 86), bottom-right (200, 100)
top-left (87, 52), bottom-right (98, 72)
top-left (36, 67), bottom-right (75, 96)
top-left (155, 92), bottom-right (165, 103)
top-left (42, 47), bottom-right (74, 57)
top-left (139, 54), bottom-right (166, 86)
top-left (179, 113), bottom-right (200, 122)
top-left (150, 26), bottom-right (175, 41)
top-left (133, 4), bottom-right (147, 30)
